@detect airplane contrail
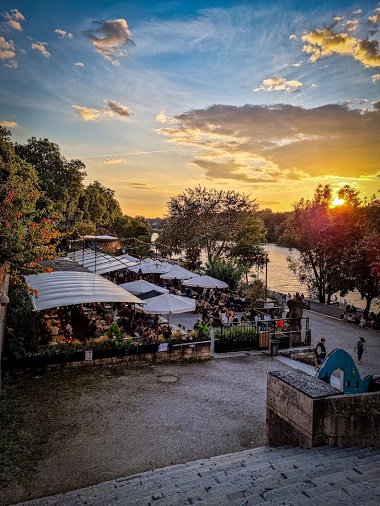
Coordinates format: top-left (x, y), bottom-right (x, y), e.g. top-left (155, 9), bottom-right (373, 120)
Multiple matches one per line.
top-left (76, 149), bottom-right (186, 158)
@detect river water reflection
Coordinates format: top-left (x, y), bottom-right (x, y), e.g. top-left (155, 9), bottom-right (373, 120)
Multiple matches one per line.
top-left (260, 243), bottom-right (379, 312)
top-left (155, 234), bottom-right (378, 312)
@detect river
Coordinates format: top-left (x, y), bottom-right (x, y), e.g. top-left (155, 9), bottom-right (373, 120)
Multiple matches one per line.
top-left (152, 234), bottom-right (379, 312)
top-left (257, 243), bottom-right (379, 311)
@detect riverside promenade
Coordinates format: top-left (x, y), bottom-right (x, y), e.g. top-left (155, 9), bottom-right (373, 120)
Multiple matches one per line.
top-left (11, 303), bottom-right (380, 506)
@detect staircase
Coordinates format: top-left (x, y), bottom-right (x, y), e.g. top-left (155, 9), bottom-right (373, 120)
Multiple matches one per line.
top-left (17, 445), bottom-right (380, 505)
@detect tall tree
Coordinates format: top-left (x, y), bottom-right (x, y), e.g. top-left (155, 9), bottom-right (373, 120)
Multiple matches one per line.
top-left (113, 215), bottom-right (153, 258)
top-left (0, 128), bottom-right (59, 275)
top-left (280, 184), bottom-right (358, 303)
top-left (15, 137), bottom-right (86, 230)
top-left (159, 186), bottom-right (264, 265)
top-left (79, 181), bottom-right (123, 230)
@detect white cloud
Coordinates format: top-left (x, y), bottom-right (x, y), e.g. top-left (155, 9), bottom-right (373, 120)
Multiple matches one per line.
top-left (156, 112), bottom-right (167, 123)
top-left (343, 19), bottom-right (359, 32)
top-left (253, 77), bottom-right (302, 93)
top-left (55, 29), bottom-right (73, 39)
top-left (72, 105), bottom-right (103, 121)
top-left (72, 99), bottom-right (132, 121)
top-left (0, 36), bottom-right (15, 60)
top-left (84, 18), bottom-right (135, 64)
top-left (302, 27), bottom-right (380, 68)
top-left (372, 73), bottom-right (380, 83)
top-left (31, 42), bottom-right (51, 58)
top-left (2, 9), bottom-right (25, 31)
top-left (104, 99), bottom-right (131, 117)
top-left (368, 8), bottom-right (380, 24)
top-left (73, 61), bottom-right (85, 67)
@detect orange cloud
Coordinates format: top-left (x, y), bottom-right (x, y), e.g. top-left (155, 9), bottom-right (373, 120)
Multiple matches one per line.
top-left (158, 103), bottom-right (380, 184)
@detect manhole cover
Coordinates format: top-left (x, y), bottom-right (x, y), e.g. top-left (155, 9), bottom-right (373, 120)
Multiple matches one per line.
top-left (158, 374), bottom-right (178, 383)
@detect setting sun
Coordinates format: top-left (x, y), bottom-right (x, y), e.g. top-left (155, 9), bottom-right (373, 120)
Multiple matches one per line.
top-left (331, 196), bottom-right (346, 207)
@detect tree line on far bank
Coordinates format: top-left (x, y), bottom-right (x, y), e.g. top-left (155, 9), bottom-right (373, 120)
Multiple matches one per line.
top-left (1, 126), bottom-right (379, 317)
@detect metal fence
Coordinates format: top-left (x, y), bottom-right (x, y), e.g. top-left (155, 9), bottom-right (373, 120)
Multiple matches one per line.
top-left (214, 317), bottom-right (311, 352)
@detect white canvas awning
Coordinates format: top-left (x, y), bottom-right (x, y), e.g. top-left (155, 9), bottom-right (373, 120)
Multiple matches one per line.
top-left (25, 271), bottom-right (144, 311)
top-left (64, 249), bottom-right (138, 274)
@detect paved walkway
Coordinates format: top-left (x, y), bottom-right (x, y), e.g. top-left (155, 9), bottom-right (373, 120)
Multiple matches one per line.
top-left (11, 304), bottom-right (380, 506)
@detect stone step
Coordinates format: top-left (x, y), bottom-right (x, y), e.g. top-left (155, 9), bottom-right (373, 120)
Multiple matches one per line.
top-left (15, 446), bottom-right (380, 506)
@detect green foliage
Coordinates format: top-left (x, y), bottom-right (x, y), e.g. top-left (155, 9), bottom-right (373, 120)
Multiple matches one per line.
top-left (106, 322), bottom-right (122, 340)
top-left (258, 209), bottom-right (292, 243)
top-left (79, 181), bottom-right (122, 229)
top-left (159, 186), bottom-right (263, 265)
top-left (214, 325), bottom-right (258, 343)
top-left (195, 321), bottom-right (211, 339)
top-left (114, 214), bottom-right (153, 258)
top-left (245, 280), bottom-right (266, 306)
top-left (15, 136), bottom-right (87, 230)
top-left (5, 283), bottom-right (40, 356)
top-left (205, 257), bottom-right (245, 291)
top-left (0, 129), bottom-right (60, 275)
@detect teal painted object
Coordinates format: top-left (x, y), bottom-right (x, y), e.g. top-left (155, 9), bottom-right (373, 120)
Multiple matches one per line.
top-left (317, 348), bottom-right (373, 394)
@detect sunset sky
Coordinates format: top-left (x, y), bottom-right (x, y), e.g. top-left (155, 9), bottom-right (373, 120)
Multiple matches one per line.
top-left (1, 0), bottom-right (379, 217)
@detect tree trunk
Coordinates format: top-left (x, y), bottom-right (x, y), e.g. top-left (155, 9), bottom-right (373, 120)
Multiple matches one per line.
top-left (364, 296), bottom-right (372, 320)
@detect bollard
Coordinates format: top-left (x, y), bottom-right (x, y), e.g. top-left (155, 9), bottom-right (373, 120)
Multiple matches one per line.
top-left (271, 339), bottom-right (279, 356)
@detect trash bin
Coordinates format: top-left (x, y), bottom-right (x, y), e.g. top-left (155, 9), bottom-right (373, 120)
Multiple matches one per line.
top-left (270, 339), bottom-right (279, 356)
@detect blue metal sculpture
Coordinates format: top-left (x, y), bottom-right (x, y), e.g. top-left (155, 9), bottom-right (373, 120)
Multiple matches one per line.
top-left (317, 348), bottom-right (373, 394)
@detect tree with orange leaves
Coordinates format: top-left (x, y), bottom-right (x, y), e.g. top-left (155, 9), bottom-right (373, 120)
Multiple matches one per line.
top-left (0, 127), bottom-right (59, 276)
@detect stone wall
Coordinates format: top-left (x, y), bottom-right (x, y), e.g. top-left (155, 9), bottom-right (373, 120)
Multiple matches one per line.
top-left (2, 343), bottom-right (211, 380)
top-left (267, 369), bottom-right (380, 448)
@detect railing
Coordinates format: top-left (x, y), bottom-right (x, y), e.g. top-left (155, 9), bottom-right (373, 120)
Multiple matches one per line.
top-left (214, 317), bottom-right (311, 353)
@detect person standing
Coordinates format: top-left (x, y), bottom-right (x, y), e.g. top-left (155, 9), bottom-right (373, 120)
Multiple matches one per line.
top-left (354, 337), bottom-right (366, 363)
top-left (315, 338), bottom-right (327, 366)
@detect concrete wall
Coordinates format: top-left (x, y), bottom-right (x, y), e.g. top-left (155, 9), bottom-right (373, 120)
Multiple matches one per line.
top-left (267, 369), bottom-right (380, 448)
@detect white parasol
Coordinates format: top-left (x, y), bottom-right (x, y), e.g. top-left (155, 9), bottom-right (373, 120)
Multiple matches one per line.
top-left (119, 280), bottom-right (169, 295)
top-left (182, 275), bottom-right (228, 289)
top-left (138, 293), bottom-right (196, 317)
top-left (161, 264), bottom-right (197, 280)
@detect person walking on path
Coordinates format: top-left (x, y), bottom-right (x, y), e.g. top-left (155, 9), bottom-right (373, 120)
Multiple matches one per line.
top-left (315, 338), bottom-right (327, 367)
top-left (354, 336), bottom-right (366, 363)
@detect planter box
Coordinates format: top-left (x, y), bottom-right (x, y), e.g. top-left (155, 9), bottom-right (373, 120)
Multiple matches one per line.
top-left (214, 339), bottom-right (258, 353)
top-left (92, 348), bottom-right (126, 359)
top-left (137, 343), bottom-right (159, 354)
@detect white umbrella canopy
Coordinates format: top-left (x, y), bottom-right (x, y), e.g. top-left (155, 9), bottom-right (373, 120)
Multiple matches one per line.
top-left (128, 258), bottom-right (170, 275)
top-left (139, 293), bottom-right (196, 315)
top-left (119, 280), bottom-right (169, 295)
top-left (182, 275), bottom-right (228, 289)
top-left (161, 264), bottom-right (197, 280)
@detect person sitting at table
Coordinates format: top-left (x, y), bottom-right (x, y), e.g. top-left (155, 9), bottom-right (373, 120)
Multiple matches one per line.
top-left (161, 325), bottom-right (172, 339)
top-left (92, 327), bottom-right (103, 338)
top-left (134, 322), bottom-right (145, 337)
top-left (87, 318), bottom-right (97, 338)
top-left (65, 322), bottom-right (73, 337)
top-left (49, 322), bottom-right (60, 337)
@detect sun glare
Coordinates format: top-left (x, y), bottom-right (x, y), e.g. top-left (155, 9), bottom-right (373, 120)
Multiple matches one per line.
top-left (331, 196), bottom-right (345, 207)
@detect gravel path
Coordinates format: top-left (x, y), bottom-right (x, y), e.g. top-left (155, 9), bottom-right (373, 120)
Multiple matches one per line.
top-left (1, 304), bottom-right (379, 505)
